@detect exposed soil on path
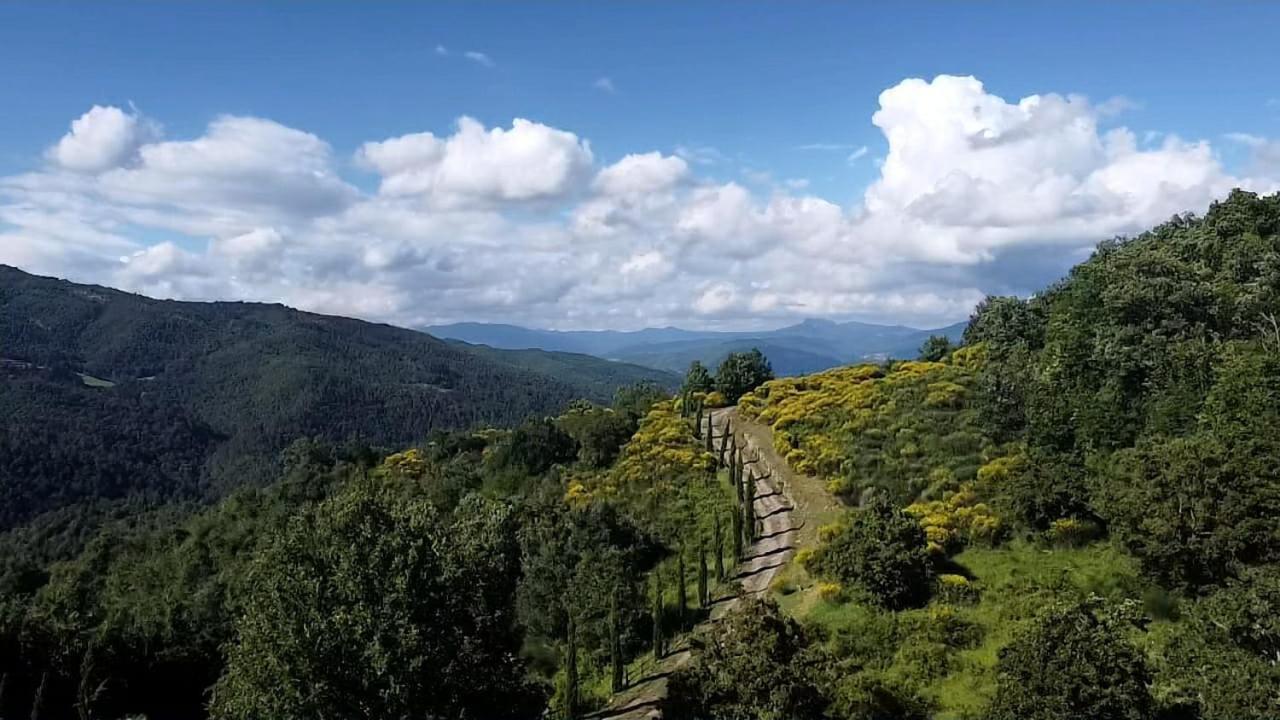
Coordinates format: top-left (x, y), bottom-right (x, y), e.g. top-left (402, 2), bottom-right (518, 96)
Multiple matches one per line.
top-left (592, 408), bottom-right (803, 720)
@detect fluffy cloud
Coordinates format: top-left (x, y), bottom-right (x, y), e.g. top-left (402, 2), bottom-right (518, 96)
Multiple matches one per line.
top-left (358, 117), bottom-right (593, 205)
top-left (4, 77), bottom-right (1279, 331)
top-left (593, 152), bottom-right (688, 197)
top-left (47, 105), bottom-right (157, 173)
top-left (101, 115), bottom-right (357, 223)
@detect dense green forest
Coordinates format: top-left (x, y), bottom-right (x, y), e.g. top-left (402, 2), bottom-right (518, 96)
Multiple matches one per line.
top-left (671, 189), bottom-right (1279, 719)
top-left (0, 352), bottom-right (758, 719)
top-left (0, 265), bottom-right (674, 542)
top-left (1, 190), bottom-right (1278, 720)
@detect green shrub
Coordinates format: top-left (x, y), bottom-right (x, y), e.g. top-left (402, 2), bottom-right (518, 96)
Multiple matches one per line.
top-left (809, 498), bottom-right (933, 610)
top-left (989, 598), bottom-right (1154, 720)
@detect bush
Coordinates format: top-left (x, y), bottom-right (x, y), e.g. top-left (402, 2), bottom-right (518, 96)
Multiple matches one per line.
top-left (905, 483), bottom-right (1003, 556)
top-left (816, 582), bottom-right (844, 602)
top-left (1048, 517), bottom-right (1101, 548)
top-left (989, 598), bottom-right (1154, 720)
top-left (829, 672), bottom-right (931, 720)
top-left (667, 597), bottom-right (828, 720)
top-left (212, 487), bottom-right (541, 720)
top-left (702, 391), bottom-right (728, 408)
top-left (808, 498), bottom-right (933, 610)
top-left (1091, 432), bottom-right (1280, 590)
top-left (1160, 567), bottom-right (1280, 720)
top-left (935, 574), bottom-right (979, 604)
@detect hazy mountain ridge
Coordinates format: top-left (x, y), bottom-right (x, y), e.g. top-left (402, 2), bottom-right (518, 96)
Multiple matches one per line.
top-left (425, 318), bottom-right (968, 375)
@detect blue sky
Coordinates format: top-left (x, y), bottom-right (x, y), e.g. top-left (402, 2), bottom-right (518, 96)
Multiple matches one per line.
top-left (1, 3), bottom-right (1278, 329)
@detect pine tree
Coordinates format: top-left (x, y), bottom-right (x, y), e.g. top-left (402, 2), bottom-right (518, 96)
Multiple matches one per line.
top-left (697, 541), bottom-right (709, 608)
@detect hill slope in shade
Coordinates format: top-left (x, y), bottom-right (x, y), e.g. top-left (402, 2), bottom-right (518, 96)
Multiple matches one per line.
top-left (425, 319), bottom-right (968, 376)
top-left (0, 265), bottom-right (672, 531)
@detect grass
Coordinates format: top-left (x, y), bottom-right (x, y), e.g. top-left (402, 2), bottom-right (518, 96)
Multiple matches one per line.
top-left (789, 538), bottom-right (1155, 719)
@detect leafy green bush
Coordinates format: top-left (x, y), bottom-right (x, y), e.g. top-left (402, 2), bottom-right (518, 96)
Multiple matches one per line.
top-left (1158, 567), bottom-right (1280, 719)
top-left (667, 597), bottom-right (828, 720)
top-left (808, 498), bottom-right (933, 610)
top-left (213, 485), bottom-right (541, 720)
top-left (989, 598), bottom-right (1154, 720)
top-left (714, 348), bottom-right (774, 403)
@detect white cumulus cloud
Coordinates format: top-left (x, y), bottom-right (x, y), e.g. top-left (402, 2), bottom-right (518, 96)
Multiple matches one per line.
top-left (4, 77), bottom-right (1279, 331)
top-left (47, 105), bottom-right (157, 173)
top-left (358, 117), bottom-right (593, 205)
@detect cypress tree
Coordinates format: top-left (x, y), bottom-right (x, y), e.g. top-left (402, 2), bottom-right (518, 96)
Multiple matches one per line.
top-left (704, 418), bottom-right (714, 453)
top-left (652, 573), bottom-right (664, 658)
top-left (731, 454), bottom-right (741, 502)
top-left (697, 541), bottom-right (709, 608)
top-left (565, 615), bottom-right (579, 720)
top-left (732, 508), bottom-right (743, 561)
top-left (693, 402), bottom-right (703, 439)
top-left (609, 594), bottom-right (624, 692)
top-left (743, 471), bottom-right (756, 545)
top-left (676, 548), bottom-right (688, 629)
top-left (717, 421), bottom-right (731, 467)
top-left (713, 512), bottom-right (726, 581)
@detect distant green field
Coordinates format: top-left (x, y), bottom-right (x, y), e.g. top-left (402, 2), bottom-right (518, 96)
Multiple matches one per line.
top-left (77, 373), bottom-right (116, 388)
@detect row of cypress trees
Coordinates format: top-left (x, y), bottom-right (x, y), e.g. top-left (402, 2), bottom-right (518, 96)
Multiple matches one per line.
top-left (573, 398), bottom-right (763, 719)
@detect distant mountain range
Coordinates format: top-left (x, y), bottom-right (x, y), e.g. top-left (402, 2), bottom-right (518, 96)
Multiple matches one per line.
top-left (425, 318), bottom-right (969, 376)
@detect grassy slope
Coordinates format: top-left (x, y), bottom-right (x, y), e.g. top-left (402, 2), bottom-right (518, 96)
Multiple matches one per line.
top-left (739, 354), bottom-right (1171, 718)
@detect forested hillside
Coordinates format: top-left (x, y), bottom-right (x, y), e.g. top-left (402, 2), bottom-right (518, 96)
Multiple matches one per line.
top-left (1, 191), bottom-right (1277, 720)
top-left (0, 266), bottom-right (672, 535)
top-left (677, 189), bottom-right (1280, 720)
top-left (0, 375), bottom-right (748, 720)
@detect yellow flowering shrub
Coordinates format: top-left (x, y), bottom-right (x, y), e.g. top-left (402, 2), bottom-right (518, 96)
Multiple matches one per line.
top-left (795, 547), bottom-right (817, 569)
top-left (564, 480), bottom-right (592, 509)
top-left (905, 482), bottom-right (1004, 555)
top-left (949, 342), bottom-right (987, 371)
top-left (976, 452), bottom-right (1027, 492)
top-left (570, 400), bottom-right (732, 547)
top-left (1049, 517), bottom-right (1101, 548)
top-left (817, 582), bottom-right (844, 602)
top-left (381, 448), bottom-right (428, 478)
top-left (733, 354), bottom-right (989, 505)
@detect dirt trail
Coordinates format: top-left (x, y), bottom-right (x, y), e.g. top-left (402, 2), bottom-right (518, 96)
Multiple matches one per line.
top-left (593, 408), bottom-right (800, 720)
